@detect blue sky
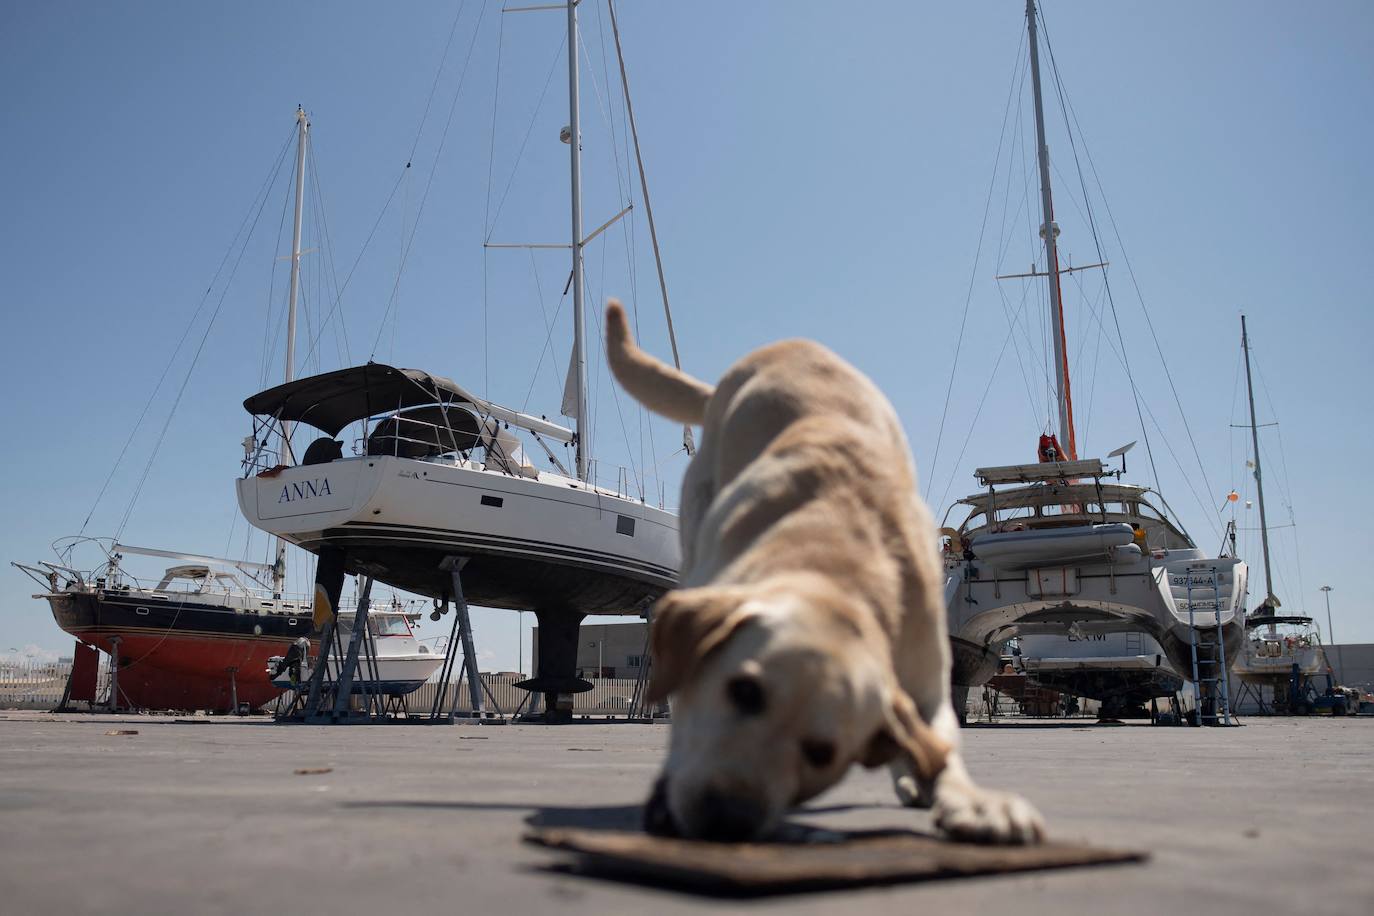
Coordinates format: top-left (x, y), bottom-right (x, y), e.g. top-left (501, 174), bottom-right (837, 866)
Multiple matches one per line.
top-left (2, 1), bottom-right (1371, 670)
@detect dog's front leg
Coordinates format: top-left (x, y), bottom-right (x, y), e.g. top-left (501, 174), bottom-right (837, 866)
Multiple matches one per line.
top-left (890, 703), bottom-right (1045, 844)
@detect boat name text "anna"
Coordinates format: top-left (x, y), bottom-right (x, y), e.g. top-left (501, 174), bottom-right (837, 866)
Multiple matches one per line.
top-left (278, 478), bottom-right (332, 504)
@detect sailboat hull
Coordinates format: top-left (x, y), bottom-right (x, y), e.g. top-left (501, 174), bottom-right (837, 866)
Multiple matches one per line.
top-left (44, 590), bottom-right (310, 710)
top-left (237, 455), bottom-right (679, 611)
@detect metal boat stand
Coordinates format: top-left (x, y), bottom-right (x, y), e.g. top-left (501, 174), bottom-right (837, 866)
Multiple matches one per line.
top-left (284, 574), bottom-right (391, 724)
top-left (424, 557), bottom-right (505, 724)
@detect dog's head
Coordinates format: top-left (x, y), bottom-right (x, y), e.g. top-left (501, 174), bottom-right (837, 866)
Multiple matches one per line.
top-left (644, 578), bottom-right (948, 841)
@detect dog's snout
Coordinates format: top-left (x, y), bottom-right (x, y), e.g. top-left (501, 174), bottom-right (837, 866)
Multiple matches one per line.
top-left (643, 776), bottom-right (679, 837)
top-left (692, 788), bottom-right (767, 842)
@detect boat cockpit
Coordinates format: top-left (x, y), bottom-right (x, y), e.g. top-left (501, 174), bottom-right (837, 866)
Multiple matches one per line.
top-left (241, 363), bottom-right (575, 483)
top-left (153, 565), bottom-right (255, 596)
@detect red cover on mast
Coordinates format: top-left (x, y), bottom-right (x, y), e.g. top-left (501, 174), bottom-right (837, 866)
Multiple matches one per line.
top-left (1048, 246), bottom-right (1078, 459)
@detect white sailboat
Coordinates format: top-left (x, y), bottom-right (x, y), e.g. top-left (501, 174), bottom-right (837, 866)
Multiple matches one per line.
top-left (939, 1), bottom-right (1247, 724)
top-left (1228, 316), bottom-right (1334, 711)
top-left (12, 109), bottom-right (340, 714)
top-left (236, 2), bottom-right (685, 721)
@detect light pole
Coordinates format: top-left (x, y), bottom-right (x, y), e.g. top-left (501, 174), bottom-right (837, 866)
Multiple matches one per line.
top-left (1320, 586), bottom-right (1344, 684)
top-left (586, 634), bottom-right (604, 679)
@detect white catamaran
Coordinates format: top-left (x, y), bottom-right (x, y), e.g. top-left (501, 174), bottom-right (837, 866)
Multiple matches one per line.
top-left (939, 1), bottom-right (1247, 724)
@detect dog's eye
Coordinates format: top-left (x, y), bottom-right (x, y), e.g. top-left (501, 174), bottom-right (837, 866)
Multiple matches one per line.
top-left (801, 739), bottom-right (836, 768)
top-left (725, 675), bottom-right (766, 716)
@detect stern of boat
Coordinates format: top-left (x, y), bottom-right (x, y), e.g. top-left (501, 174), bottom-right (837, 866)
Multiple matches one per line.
top-left (237, 456), bottom-right (387, 541)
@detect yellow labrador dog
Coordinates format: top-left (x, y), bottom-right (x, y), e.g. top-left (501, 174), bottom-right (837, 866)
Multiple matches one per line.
top-left (605, 301), bottom-right (1043, 845)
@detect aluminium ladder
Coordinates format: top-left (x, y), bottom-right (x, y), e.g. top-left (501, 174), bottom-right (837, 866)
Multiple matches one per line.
top-left (1185, 565), bottom-right (1234, 726)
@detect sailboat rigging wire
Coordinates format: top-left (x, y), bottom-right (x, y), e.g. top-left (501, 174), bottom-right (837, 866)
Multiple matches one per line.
top-left (935, 318), bottom-right (1026, 511)
top-left (392, 148), bottom-right (408, 364)
top-left (297, 163), bottom-right (407, 368)
top-left (259, 158), bottom-right (296, 389)
top-left (603, 0), bottom-right (665, 471)
top-left (307, 139), bottom-right (351, 366)
top-left (410, 0), bottom-right (471, 165)
top-left (595, 0), bottom-right (646, 478)
top-left (1068, 269), bottom-right (1110, 450)
top-left (994, 279), bottom-right (1042, 418)
top-left (1255, 357), bottom-right (1308, 604)
top-left (519, 256), bottom-right (567, 413)
top-left (993, 45), bottom-right (1031, 273)
top-left (114, 135), bottom-right (292, 541)
top-left (370, 0), bottom-right (490, 359)
top-left (927, 22), bottom-right (1026, 499)
top-left (1065, 266), bottom-right (1213, 536)
top-left (587, 281), bottom-right (646, 499)
top-left (1040, 6), bottom-right (1218, 537)
top-left (483, 9), bottom-right (507, 397)
top-left (484, 31), bottom-right (569, 241)
top-left (78, 124), bottom-right (297, 539)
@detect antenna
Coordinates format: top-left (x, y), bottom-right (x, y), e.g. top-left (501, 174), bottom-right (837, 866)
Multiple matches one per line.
top-left (1107, 440), bottom-right (1136, 474)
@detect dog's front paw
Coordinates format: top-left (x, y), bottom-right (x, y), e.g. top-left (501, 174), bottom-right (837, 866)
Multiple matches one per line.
top-left (893, 773), bottom-right (922, 808)
top-left (934, 787), bottom-right (1045, 845)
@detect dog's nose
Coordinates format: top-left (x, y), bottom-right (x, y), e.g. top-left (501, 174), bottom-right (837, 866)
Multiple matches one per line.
top-left (643, 776), bottom-right (679, 837)
top-left (692, 788), bottom-right (766, 842)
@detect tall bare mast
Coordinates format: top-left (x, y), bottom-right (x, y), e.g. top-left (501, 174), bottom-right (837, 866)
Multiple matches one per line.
top-left (1241, 314), bottom-right (1277, 610)
top-left (1026, 0), bottom-right (1076, 458)
top-left (274, 105), bottom-right (309, 596)
top-left (566, 1), bottom-right (589, 481)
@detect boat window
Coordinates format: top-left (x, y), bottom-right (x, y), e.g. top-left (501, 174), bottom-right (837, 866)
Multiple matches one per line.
top-left (616, 515), bottom-right (636, 537)
top-left (481, 495), bottom-right (504, 508)
top-left (371, 616), bottom-right (412, 637)
top-left (1135, 502), bottom-right (1167, 523)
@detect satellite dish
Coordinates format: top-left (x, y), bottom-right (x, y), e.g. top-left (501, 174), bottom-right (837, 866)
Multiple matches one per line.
top-left (1107, 440), bottom-right (1136, 475)
top-left (1107, 441), bottom-right (1137, 459)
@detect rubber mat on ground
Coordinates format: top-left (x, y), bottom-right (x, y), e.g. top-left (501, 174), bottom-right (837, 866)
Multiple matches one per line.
top-left (525, 826), bottom-right (1147, 896)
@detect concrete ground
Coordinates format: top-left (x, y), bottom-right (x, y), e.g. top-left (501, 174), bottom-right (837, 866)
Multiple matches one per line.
top-left (0, 711), bottom-right (1369, 915)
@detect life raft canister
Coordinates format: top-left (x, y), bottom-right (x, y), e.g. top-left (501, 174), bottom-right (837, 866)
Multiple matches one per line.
top-left (1038, 433), bottom-right (1068, 463)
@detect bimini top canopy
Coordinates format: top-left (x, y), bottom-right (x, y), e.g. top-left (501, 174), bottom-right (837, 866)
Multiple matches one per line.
top-left (242, 362), bottom-right (574, 443)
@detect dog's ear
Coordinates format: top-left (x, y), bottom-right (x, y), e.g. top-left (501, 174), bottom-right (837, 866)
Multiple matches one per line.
top-left (861, 690), bottom-right (950, 783)
top-left (646, 587), bottom-right (752, 703)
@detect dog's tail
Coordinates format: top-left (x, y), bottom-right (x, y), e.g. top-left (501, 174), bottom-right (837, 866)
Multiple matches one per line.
top-left (605, 299), bottom-right (713, 424)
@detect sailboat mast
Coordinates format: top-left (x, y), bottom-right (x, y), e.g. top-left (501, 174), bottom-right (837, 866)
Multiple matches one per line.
top-left (566, 0), bottom-right (590, 482)
top-left (1241, 314), bottom-right (1277, 608)
top-left (275, 105), bottom-right (309, 596)
top-left (1025, 0), bottom-right (1076, 458)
